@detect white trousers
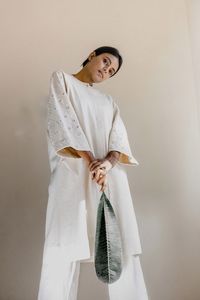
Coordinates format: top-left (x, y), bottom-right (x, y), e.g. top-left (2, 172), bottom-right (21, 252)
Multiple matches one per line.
top-left (37, 245), bottom-right (149, 300)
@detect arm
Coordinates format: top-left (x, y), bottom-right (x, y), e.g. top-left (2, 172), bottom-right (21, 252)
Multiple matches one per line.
top-left (105, 150), bottom-right (121, 168)
top-left (75, 149), bottom-right (95, 164)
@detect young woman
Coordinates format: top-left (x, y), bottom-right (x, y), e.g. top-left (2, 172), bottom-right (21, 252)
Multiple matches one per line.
top-left (37, 46), bottom-right (149, 300)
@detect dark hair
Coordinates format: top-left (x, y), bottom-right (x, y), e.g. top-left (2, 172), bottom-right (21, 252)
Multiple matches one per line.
top-left (81, 46), bottom-right (123, 77)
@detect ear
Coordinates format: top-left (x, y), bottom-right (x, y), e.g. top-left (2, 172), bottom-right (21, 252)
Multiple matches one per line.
top-left (88, 51), bottom-right (96, 61)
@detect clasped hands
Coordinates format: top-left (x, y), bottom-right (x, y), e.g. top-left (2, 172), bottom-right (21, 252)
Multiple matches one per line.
top-left (74, 148), bottom-right (120, 192)
top-left (88, 158), bottom-right (112, 192)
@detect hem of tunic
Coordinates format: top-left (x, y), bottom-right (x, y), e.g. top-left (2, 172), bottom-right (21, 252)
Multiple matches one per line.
top-left (80, 253), bottom-right (143, 263)
top-left (80, 249), bottom-right (142, 263)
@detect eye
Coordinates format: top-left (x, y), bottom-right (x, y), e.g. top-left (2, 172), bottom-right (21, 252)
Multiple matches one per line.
top-left (103, 58), bottom-right (109, 66)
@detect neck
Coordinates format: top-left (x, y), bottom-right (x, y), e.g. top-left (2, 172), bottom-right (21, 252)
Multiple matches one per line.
top-left (72, 70), bottom-right (93, 86)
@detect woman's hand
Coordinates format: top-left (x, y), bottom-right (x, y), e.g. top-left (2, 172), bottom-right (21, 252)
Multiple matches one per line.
top-left (88, 158), bottom-right (112, 180)
top-left (88, 151), bottom-right (120, 191)
top-left (88, 158), bottom-right (110, 192)
top-left (89, 152), bottom-right (120, 178)
top-left (95, 172), bottom-right (108, 192)
top-left (74, 151), bottom-right (108, 191)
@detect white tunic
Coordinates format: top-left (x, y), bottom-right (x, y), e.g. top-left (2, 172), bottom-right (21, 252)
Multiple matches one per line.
top-left (45, 70), bottom-right (142, 263)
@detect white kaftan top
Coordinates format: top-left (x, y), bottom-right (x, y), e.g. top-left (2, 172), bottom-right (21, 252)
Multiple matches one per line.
top-left (45, 70), bottom-right (142, 263)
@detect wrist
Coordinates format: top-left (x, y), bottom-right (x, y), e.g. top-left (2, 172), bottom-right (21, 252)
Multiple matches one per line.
top-left (104, 160), bottom-right (113, 171)
top-left (105, 151), bottom-right (120, 168)
top-left (76, 150), bottom-right (95, 163)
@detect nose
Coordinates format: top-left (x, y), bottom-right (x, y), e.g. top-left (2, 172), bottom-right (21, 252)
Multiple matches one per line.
top-left (103, 66), bottom-right (108, 73)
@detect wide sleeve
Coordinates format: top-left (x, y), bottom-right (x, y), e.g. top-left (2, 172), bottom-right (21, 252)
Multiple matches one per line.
top-left (108, 96), bottom-right (139, 166)
top-left (47, 70), bottom-right (92, 158)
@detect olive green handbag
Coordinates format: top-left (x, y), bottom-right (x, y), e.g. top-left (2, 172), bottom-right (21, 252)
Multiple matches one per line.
top-left (94, 191), bottom-right (123, 284)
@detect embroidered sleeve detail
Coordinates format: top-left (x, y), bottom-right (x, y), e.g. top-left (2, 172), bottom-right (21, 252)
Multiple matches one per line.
top-left (108, 96), bottom-right (139, 166)
top-left (47, 71), bottom-right (92, 158)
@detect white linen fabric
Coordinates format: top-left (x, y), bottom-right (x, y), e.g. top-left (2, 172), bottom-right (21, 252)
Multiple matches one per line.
top-left (44, 70), bottom-right (142, 263)
top-left (37, 245), bottom-right (149, 300)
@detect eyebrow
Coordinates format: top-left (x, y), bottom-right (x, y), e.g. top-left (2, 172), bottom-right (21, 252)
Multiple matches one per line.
top-left (106, 56), bottom-right (116, 74)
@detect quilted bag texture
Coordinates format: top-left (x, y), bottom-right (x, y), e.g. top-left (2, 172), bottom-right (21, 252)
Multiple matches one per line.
top-left (94, 191), bottom-right (123, 284)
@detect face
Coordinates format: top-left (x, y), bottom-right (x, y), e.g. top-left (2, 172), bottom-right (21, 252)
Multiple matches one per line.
top-left (86, 52), bottom-right (119, 83)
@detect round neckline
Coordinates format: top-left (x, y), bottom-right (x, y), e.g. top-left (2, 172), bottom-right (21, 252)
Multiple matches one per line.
top-left (69, 73), bottom-right (93, 87)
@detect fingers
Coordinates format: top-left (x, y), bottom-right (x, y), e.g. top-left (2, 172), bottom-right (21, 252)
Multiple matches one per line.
top-left (88, 159), bottom-right (111, 178)
top-left (91, 171), bottom-right (107, 189)
top-left (97, 174), bottom-right (106, 185)
top-left (99, 174), bottom-right (108, 191)
top-left (91, 167), bottom-right (106, 179)
top-left (90, 163), bottom-right (107, 175)
top-left (100, 181), bottom-right (106, 192)
top-left (92, 173), bottom-right (103, 184)
top-left (88, 160), bottom-right (98, 169)
top-left (90, 160), bottom-right (112, 175)
top-left (100, 177), bottom-right (108, 192)
top-left (92, 168), bottom-right (107, 181)
top-left (89, 160), bottom-right (102, 171)
top-left (89, 162), bottom-right (108, 192)
top-left (89, 159), bottom-right (109, 172)
top-left (90, 170), bottom-right (98, 181)
top-left (94, 169), bottom-right (102, 181)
